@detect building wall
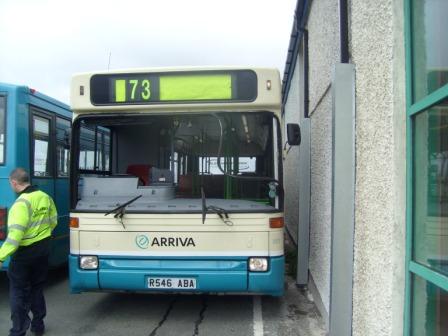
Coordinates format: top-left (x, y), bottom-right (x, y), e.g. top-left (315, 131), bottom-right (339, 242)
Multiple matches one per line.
top-left (308, 0), bottom-right (340, 114)
top-left (306, 0), bottom-right (340, 317)
top-left (308, 92), bottom-right (332, 315)
top-left (283, 63), bottom-right (301, 242)
top-left (350, 1), bottom-right (406, 335)
top-left (283, 0), bottom-right (406, 334)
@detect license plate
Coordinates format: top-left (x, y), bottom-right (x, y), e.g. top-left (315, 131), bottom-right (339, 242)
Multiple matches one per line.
top-left (147, 277), bottom-right (197, 289)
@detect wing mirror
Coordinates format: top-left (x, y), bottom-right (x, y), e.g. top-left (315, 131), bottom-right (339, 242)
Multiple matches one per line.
top-left (287, 123), bottom-right (301, 146)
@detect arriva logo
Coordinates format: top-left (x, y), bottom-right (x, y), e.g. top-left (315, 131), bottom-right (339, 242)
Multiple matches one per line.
top-left (135, 234), bottom-right (196, 249)
top-left (135, 234), bottom-right (150, 249)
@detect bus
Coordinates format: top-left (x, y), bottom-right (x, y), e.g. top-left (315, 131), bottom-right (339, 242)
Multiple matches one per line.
top-left (0, 83), bottom-right (72, 270)
top-left (68, 67), bottom-right (285, 296)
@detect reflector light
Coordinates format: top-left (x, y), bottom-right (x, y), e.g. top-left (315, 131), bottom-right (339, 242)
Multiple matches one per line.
top-left (69, 217), bottom-right (79, 228)
top-left (269, 217), bottom-right (284, 228)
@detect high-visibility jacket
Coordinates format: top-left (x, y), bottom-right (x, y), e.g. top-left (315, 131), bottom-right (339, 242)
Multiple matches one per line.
top-left (0, 186), bottom-right (57, 262)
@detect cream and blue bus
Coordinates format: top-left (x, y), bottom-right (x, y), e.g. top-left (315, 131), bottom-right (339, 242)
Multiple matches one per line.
top-left (68, 67), bottom-right (285, 296)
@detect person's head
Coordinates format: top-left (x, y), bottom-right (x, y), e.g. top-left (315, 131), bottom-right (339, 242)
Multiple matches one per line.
top-left (9, 168), bottom-right (30, 193)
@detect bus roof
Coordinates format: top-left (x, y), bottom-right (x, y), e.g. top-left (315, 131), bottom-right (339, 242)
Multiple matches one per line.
top-left (0, 82), bottom-right (71, 117)
top-left (70, 67), bottom-right (282, 118)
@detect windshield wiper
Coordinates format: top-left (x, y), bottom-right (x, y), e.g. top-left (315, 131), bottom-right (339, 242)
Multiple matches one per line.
top-left (206, 205), bottom-right (233, 226)
top-left (201, 187), bottom-right (233, 226)
top-left (105, 195), bottom-right (142, 229)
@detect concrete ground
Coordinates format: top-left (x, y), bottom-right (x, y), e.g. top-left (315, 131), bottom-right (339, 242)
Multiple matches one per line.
top-left (263, 274), bottom-right (327, 336)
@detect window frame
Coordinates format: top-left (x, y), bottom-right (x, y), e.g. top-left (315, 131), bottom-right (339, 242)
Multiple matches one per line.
top-left (55, 116), bottom-right (72, 178)
top-left (30, 109), bottom-right (54, 178)
top-left (30, 108), bottom-right (73, 179)
top-left (404, 0), bottom-right (448, 334)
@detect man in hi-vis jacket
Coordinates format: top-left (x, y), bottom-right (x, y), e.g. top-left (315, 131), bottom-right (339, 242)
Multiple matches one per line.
top-left (0, 168), bottom-right (57, 336)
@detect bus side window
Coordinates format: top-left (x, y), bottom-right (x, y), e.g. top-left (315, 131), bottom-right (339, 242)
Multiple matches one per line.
top-left (32, 115), bottom-right (52, 177)
top-left (56, 117), bottom-right (71, 177)
top-left (79, 123), bottom-right (111, 173)
top-left (79, 125), bottom-right (95, 170)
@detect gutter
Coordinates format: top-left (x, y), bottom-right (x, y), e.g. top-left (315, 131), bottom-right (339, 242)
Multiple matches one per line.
top-left (281, 0), bottom-right (312, 107)
top-left (282, 0), bottom-right (350, 105)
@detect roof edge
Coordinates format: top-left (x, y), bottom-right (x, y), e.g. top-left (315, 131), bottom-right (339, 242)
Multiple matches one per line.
top-left (281, 0), bottom-right (313, 106)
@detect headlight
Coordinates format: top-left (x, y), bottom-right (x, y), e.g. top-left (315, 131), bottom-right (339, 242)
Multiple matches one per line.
top-left (248, 257), bottom-right (268, 272)
top-left (79, 256), bottom-right (98, 270)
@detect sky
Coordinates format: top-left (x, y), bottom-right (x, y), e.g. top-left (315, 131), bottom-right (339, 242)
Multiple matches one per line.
top-left (0, 0), bottom-right (296, 104)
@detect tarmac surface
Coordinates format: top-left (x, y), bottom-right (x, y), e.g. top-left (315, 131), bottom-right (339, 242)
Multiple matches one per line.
top-left (0, 265), bottom-right (326, 336)
top-left (0, 243), bottom-right (326, 336)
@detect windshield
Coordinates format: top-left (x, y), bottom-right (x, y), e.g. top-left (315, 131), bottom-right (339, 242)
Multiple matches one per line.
top-left (72, 112), bottom-right (280, 212)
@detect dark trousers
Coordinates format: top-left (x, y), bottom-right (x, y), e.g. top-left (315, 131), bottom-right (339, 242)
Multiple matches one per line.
top-left (7, 255), bottom-right (48, 336)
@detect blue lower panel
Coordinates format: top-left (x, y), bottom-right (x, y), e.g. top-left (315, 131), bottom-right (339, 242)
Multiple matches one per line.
top-left (69, 255), bottom-right (99, 293)
top-left (48, 236), bottom-right (69, 267)
top-left (69, 255), bottom-right (284, 296)
top-left (249, 256), bottom-right (284, 296)
top-left (100, 269), bottom-right (247, 292)
top-left (99, 259), bottom-right (247, 292)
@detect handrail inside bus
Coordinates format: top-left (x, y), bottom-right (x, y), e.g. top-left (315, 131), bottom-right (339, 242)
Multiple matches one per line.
top-left (212, 113), bottom-right (283, 190)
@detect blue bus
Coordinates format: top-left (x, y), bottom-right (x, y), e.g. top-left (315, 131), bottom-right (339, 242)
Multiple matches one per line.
top-left (0, 83), bottom-right (72, 269)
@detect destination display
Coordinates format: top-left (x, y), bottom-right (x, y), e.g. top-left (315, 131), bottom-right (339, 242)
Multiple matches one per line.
top-left (90, 70), bottom-right (258, 105)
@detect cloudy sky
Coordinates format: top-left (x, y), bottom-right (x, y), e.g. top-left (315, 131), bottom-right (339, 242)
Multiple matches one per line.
top-left (0, 0), bottom-right (296, 104)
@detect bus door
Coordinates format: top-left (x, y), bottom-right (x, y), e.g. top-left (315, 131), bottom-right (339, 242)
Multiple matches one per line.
top-left (30, 109), bottom-right (64, 264)
top-left (52, 116), bottom-right (71, 259)
top-left (54, 117), bottom-right (71, 223)
top-left (31, 110), bottom-right (55, 196)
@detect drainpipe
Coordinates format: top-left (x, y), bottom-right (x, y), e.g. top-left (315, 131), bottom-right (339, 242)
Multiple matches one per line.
top-left (339, 0), bottom-right (349, 63)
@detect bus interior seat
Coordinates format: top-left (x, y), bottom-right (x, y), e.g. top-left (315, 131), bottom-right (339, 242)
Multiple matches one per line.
top-left (177, 174), bottom-right (193, 197)
top-left (126, 164), bottom-right (152, 185)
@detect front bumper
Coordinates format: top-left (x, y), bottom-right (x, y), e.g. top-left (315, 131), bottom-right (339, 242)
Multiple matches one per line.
top-left (69, 255), bottom-right (284, 296)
